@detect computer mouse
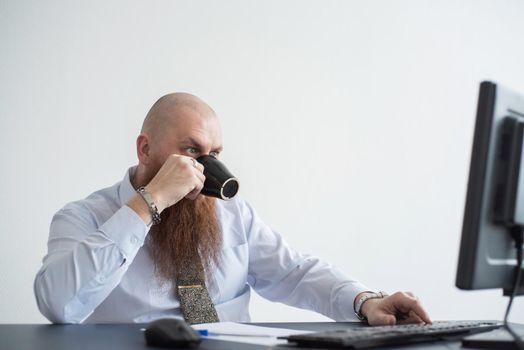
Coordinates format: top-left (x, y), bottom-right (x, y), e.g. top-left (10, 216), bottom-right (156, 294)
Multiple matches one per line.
top-left (144, 318), bottom-right (202, 348)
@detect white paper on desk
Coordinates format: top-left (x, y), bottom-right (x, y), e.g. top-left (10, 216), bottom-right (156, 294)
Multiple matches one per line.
top-left (192, 322), bottom-right (313, 346)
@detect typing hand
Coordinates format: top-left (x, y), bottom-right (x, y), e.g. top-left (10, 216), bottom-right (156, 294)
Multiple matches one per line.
top-left (361, 292), bottom-right (432, 326)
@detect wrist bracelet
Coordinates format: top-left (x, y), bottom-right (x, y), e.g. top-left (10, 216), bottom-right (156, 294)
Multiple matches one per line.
top-left (136, 187), bottom-right (162, 225)
top-left (354, 291), bottom-right (388, 321)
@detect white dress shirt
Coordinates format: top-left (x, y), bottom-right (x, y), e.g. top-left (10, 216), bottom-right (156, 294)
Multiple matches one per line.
top-left (34, 167), bottom-right (368, 324)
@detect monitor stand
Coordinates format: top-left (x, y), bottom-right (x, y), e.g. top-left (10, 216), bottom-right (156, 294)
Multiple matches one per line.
top-left (462, 324), bottom-right (524, 350)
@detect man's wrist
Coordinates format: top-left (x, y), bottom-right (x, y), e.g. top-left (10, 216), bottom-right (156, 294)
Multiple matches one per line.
top-left (354, 291), bottom-right (388, 321)
top-left (136, 187), bottom-right (162, 225)
top-left (143, 185), bottom-right (167, 213)
top-left (127, 194), bottom-right (154, 225)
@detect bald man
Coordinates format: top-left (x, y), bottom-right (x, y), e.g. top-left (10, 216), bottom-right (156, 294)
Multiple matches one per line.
top-left (34, 93), bottom-right (431, 325)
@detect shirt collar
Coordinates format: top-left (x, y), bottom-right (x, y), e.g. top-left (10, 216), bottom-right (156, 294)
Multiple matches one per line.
top-left (119, 166), bottom-right (138, 206)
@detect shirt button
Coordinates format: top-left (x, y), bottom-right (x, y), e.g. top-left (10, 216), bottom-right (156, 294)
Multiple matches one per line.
top-left (97, 275), bottom-right (105, 283)
top-left (130, 236), bottom-right (138, 244)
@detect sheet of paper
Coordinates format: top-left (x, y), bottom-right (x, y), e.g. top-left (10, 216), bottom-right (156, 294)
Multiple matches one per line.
top-left (192, 321), bottom-right (312, 346)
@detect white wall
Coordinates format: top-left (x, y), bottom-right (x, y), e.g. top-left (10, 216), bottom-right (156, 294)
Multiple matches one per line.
top-left (1, 0), bottom-right (524, 324)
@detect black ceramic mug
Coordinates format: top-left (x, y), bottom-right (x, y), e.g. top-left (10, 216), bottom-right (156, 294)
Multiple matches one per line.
top-left (196, 155), bottom-right (239, 200)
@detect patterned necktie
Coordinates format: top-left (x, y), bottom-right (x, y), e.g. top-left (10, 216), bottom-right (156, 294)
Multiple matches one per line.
top-left (175, 256), bottom-right (220, 324)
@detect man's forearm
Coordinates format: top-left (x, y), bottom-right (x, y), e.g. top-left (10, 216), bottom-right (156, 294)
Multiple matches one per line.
top-left (34, 206), bottom-right (148, 323)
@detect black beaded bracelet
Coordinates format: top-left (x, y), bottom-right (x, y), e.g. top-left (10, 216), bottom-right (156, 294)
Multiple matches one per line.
top-left (136, 187), bottom-right (162, 225)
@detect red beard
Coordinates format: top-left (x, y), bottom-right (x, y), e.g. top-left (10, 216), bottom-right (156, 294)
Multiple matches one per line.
top-left (147, 196), bottom-right (222, 284)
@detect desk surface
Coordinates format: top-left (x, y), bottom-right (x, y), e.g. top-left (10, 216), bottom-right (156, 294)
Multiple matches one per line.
top-left (0, 322), bottom-right (513, 350)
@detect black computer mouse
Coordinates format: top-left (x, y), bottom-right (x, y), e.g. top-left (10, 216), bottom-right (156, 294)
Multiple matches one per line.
top-left (144, 318), bottom-right (202, 348)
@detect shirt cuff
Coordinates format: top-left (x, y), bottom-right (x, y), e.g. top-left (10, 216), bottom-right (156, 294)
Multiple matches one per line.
top-left (98, 205), bottom-right (149, 258)
top-left (332, 280), bottom-right (371, 321)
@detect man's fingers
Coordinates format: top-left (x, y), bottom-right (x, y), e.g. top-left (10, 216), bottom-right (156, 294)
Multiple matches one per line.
top-left (195, 162), bottom-right (205, 173)
top-left (187, 156), bottom-right (205, 172)
top-left (396, 310), bottom-right (425, 325)
top-left (392, 292), bottom-right (432, 324)
top-left (368, 313), bottom-right (396, 326)
top-left (185, 188), bottom-right (200, 200)
top-left (185, 172), bottom-right (205, 200)
top-left (360, 292), bottom-right (432, 326)
top-left (195, 169), bottom-right (206, 184)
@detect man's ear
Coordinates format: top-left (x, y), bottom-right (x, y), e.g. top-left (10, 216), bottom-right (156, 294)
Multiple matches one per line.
top-left (136, 134), bottom-right (151, 165)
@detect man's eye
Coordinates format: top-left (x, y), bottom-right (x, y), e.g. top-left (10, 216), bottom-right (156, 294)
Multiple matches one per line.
top-left (187, 147), bottom-right (198, 154)
top-left (209, 151), bottom-right (220, 157)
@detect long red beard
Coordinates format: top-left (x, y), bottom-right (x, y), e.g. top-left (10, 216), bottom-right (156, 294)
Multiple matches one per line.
top-left (147, 196), bottom-right (222, 284)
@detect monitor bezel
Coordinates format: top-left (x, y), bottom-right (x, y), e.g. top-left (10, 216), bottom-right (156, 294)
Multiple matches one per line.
top-left (456, 81), bottom-right (524, 292)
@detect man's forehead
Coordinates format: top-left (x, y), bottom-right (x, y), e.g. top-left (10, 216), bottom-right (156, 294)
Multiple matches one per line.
top-left (164, 112), bottom-right (222, 147)
top-left (179, 135), bottom-right (223, 149)
top-left (168, 105), bottom-right (217, 127)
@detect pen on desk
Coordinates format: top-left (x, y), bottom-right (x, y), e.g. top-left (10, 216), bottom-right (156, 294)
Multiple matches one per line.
top-left (196, 329), bottom-right (274, 338)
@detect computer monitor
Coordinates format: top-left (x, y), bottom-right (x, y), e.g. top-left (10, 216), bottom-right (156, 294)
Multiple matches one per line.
top-left (456, 80), bottom-right (524, 295)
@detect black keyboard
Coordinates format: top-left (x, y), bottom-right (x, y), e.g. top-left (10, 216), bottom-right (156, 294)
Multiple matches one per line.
top-left (282, 320), bottom-right (503, 349)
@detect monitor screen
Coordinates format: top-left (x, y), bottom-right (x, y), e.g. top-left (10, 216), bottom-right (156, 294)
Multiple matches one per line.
top-left (456, 81), bottom-right (524, 293)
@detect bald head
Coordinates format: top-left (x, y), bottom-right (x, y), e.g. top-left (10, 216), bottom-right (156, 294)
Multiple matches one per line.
top-left (141, 93), bottom-right (217, 139)
top-left (133, 93), bottom-right (223, 187)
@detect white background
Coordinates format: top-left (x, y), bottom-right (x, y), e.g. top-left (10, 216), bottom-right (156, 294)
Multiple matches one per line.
top-left (1, 0), bottom-right (524, 324)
